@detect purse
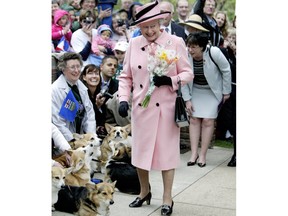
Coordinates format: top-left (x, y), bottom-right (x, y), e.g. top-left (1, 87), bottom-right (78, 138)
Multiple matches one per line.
top-left (175, 80), bottom-right (190, 127)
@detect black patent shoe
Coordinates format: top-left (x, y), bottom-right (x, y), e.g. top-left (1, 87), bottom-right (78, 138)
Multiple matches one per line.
top-left (129, 192), bottom-right (152, 207)
top-left (197, 162), bottom-right (206, 168)
top-left (187, 155), bottom-right (199, 166)
top-left (161, 201), bottom-right (174, 215)
top-left (227, 155), bottom-right (236, 167)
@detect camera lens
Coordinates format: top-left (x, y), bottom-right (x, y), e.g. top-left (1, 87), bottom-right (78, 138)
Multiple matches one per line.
top-left (117, 19), bottom-right (124, 27)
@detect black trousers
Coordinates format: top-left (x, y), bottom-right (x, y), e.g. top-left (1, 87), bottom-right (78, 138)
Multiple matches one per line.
top-left (216, 86), bottom-right (236, 155)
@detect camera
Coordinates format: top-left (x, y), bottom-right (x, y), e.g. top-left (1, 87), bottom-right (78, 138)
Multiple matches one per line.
top-left (100, 86), bottom-right (113, 99)
top-left (117, 19), bottom-right (125, 27)
top-left (84, 20), bottom-right (93, 24)
top-left (84, 17), bottom-right (94, 25)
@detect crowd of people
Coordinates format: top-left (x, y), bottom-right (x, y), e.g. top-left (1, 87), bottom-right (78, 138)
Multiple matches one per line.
top-left (51, 0), bottom-right (236, 215)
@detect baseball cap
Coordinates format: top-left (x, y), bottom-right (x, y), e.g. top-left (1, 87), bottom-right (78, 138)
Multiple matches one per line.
top-left (113, 41), bottom-right (129, 52)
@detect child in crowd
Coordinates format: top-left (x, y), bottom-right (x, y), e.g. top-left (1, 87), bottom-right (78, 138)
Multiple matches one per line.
top-left (61, 0), bottom-right (81, 32)
top-left (223, 27), bottom-right (236, 55)
top-left (92, 24), bottom-right (115, 57)
top-left (51, 0), bottom-right (60, 23)
top-left (112, 41), bottom-right (129, 81)
top-left (52, 9), bottom-right (72, 48)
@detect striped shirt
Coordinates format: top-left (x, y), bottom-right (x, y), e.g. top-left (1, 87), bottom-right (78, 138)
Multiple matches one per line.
top-left (193, 59), bottom-right (208, 85)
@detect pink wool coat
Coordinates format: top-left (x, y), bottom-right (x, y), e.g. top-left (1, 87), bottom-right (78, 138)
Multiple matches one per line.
top-left (118, 31), bottom-right (194, 171)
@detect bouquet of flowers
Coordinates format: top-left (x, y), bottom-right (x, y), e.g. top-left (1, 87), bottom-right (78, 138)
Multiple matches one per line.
top-left (141, 43), bottom-right (179, 108)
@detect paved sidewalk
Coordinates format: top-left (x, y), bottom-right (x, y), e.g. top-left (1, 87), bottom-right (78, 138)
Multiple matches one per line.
top-left (53, 147), bottom-right (236, 216)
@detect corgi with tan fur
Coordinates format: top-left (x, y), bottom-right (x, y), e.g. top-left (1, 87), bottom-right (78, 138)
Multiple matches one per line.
top-left (76, 181), bottom-right (116, 216)
top-left (52, 166), bottom-right (71, 211)
top-left (99, 123), bottom-right (131, 174)
top-left (64, 148), bottom-right (91, 187)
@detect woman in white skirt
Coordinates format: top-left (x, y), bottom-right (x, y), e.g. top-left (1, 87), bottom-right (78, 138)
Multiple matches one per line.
top-left (182, 32), bottom-right (231, 167)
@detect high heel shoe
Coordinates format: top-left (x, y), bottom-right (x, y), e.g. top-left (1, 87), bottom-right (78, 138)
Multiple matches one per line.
top-left (161, 201), bottom-right (174, 215)
top-left (197, 162), bottom-right (206, 168)
top-left (187, 155), bottom-right (199, 166)
top-left (129, 192), bottom-right (152, 207)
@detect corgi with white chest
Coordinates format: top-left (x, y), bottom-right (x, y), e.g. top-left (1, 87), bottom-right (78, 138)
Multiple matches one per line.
top-left (76, 181), bottom-right (116, 216)
top-left (52, 166), bottom-right (71, 211)
top-left (99, 123), bottom-right (131, 174)
top-left (64, 148), bottom-right (91, 187)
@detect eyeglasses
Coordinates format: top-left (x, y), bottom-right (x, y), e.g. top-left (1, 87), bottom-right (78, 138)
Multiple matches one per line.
top-left (66, 65), bottom-right (81, 71)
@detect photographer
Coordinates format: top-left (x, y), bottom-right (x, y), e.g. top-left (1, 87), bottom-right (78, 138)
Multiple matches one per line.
top-left (111, 12), bottom-right (131, 43)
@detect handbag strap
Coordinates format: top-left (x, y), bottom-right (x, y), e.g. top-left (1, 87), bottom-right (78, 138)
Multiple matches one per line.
top-left (177, 78), bottom-right (182, 97)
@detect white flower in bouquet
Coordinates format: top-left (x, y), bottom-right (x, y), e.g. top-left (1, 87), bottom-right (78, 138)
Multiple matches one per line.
top-left (141, 44), bottom-right (179, 108)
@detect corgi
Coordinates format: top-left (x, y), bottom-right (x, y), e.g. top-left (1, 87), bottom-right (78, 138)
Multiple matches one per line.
top-left (76, 181), bottom-right (116, 216)
top-left (52, 166), bottom-right (71, 211)
top-left (105, 142), bottom-right (140, 195)
top-left (99, 123), bottom-right (131, 174)
top-left (70, 132), bottom-right (101, 150)
top-left (70, 133), bottom-right (102, 176)
top-left (64, 148), bottom-right (91, 187)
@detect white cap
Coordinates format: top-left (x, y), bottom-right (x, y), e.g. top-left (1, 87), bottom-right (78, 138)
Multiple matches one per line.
top-left (113, 41), bottom-right (129, 52)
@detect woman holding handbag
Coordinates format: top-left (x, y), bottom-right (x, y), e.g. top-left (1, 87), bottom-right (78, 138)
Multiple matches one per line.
top-left (117, 1), bottom-right (194, 215)
top-left (182, 32), bottom-right (231, 168)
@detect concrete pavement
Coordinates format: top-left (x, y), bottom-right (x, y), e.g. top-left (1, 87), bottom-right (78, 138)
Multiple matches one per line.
top-left (52, 146), bottom-right (236, 216)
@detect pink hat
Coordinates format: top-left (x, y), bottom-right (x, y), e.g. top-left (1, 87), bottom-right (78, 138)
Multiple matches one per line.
top-left (131, 0), bottom-right (170, 26)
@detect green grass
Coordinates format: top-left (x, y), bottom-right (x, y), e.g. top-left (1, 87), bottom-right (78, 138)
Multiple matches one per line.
top-left (214, 139), bottom-right (234, 149)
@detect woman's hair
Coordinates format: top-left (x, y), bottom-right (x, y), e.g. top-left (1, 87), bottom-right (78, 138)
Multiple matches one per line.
top-left (214, 11), bottom-right (229, 38)
top-left (186, 32), bottom-right (210, 51)
top-left (232, 15), bottom-right (236, 28)
top-left (52, 0), bottom-right (59, 5)
top-left (79, 9), bottom-right (97, 22)
top-left (80, 64), bottom-right (102, 93)
top-left (227, 26), bottom-right (236, 36)
top-left (80, 0), bottom-right (98, 7)
top-left (57, 52), bottom-right (83, 71)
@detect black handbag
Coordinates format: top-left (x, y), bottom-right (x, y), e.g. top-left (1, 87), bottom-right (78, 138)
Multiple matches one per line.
top-left (175, 80), bottom-right (190, 127)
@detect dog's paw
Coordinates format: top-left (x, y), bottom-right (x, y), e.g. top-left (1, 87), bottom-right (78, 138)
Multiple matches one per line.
top-left (52, 206), bottom-right (55, 212)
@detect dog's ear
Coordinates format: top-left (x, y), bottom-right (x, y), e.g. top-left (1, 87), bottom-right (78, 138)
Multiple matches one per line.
top-left (105, 123), bottom-right (113, 133)
top-left (104, 177), bottom-right (113, 184)
top-left (73, 133), bottom-right (83, 140)
top-left (123, 124), bottom-right (131, 134)
top-left (68, 139), bottom-right (76, 149)
top-left (85, 182), bottom-right (96, 191)
top-left (111, 180), bottom-right (117, 188)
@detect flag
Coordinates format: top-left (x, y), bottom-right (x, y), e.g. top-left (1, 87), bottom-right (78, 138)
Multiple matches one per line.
top-left (55, 36), bottom-right (71, 52)
top-left (59, 90), bottom-right (79, 122)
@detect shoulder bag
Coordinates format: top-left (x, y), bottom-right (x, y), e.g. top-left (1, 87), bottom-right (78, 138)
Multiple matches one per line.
top-left (175, 80), bottom-right (190, 127)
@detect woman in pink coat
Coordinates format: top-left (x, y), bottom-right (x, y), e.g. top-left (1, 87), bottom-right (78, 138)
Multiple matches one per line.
top-left (117, 1), bottom-right (194, 215)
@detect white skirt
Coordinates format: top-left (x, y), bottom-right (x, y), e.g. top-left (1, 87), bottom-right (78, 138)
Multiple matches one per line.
top-left (191, 84), bottom-right (220, 119)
